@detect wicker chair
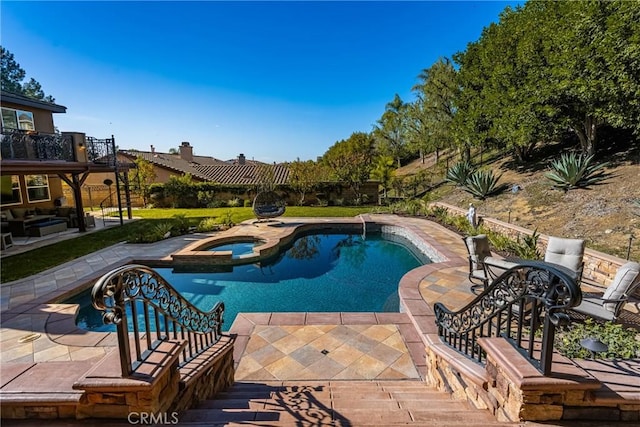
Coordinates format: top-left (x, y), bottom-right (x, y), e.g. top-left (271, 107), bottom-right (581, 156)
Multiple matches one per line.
top-left (252, 191), bottom-right (286, 220)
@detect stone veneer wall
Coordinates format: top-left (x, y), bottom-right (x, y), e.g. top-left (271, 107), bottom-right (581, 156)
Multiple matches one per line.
top-left (431, 202), bottom-right (630, 287)
top-left (171, 339), bottom-right (235, 413)
top-left (424, 334), bottom-right (639, 422)
top-left (75, 341), bottom-right (184, 419)
top-left (73, 337), bottom-right (235, 420)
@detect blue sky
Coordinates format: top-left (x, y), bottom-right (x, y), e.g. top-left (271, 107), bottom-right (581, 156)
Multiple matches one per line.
top-left (2, 1), bottom-right (516, 163)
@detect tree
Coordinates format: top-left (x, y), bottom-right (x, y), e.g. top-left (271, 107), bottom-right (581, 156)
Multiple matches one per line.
top-left (128, 156), bottom-right (157, 206)
top-left (373, 94), bottom-right (409, 168)
top-left (322, 132), bottom-right (375, 204)
top-left (409, 58), bottom-right (459, 163)
top-left (452, 1), bottom-right (640, 159)
top-left (1, 47), bottom-right (25, 93)
top-left (23, 78), bottom-right (55, 103)
top-left (1, 46), bottom-right (55, 102)
top-left (370, 155), bottom-right (395, 203)
top-left (288, 159), bottom-right (326, 206)
top-left (538, 1), bottom-right (640, 155)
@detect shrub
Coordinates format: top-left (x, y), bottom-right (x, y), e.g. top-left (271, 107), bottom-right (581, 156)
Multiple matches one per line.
top-left (487, 231), bottom-right (514, 253)
top-left (207, 199), bottom-right (227, 208)
top-left (219, 210), bottom-right (234, 227)
top-left (445, 161), bottom-right (475, 186)
top-left (171, 214), bottom-right (191, 235)
top-left (556, 319), bottom-right (640, 359)
top-left (510, 229), bottom-right (541, 260)
top-left (197, 217), bottom-right (220, 232)
top-left (244, 199), bottom-right (253, 208)
top-left (463, 170), bottom-right (504, 200)
top-left (227, 198), bottom-right (241, 207)
top-left (128, 221), bottom-right (172, 243)
top-left (545, 152), bottom-right (610, 191)
top-left (430, 205), bottom-right (450, 222)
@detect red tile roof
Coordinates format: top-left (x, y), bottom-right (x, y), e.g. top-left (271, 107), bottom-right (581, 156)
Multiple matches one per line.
top-left (195, 164), bottom-right (290, 185)
top-left (120, 150), bottom-right (289, 185)
top-left (120, 150), bottom-right (219, 181)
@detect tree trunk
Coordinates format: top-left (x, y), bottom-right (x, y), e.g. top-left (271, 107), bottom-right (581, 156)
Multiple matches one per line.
top-left (573, 114), bottom-right (597, 156)
top-left (462, 145), bottom-right (471, 162)
top-left (420, 149), bottom-right (425, 164)
top-left (435, 148), bottom-right (440, 163)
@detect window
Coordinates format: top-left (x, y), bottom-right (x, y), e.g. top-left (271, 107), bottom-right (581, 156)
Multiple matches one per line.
top-left (26, 174), bottom-right (50, 203)
top-left (1, 107), bottom-right (35, 131)
top-left (0, 175), bottom-right (22, 206)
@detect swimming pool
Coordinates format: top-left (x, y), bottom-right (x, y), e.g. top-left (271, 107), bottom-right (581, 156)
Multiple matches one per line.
top-left (67, 231), bottom-right (431, 332)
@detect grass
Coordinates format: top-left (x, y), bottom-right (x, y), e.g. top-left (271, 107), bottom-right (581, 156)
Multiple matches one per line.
top-left (1, 206), bottom-right (374, 283)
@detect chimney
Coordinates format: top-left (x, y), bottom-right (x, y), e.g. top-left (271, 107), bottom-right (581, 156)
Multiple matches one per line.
top-left (150, 145), bottom-right (155, 154)
top-left (179, 141), bottom-right (193, 162)
top-left (238, 153), bottom-right (246, 165)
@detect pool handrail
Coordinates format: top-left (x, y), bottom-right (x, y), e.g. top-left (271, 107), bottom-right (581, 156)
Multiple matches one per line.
top-left (91, 264), bottom-right (225, 377)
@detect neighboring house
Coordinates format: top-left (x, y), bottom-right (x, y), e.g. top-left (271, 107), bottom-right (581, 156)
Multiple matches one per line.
top-left (0, 90), bottom-right (118, 233)
top-left (81, 141), bottom-right (380, 208)
top-left (81, 142), bottom-right (272, 207)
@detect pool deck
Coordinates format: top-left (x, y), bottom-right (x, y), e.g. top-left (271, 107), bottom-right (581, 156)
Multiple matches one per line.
top-left (1, 214), bottom-right (639, 417)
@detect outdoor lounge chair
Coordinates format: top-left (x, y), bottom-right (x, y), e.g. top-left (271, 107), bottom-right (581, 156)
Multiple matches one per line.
top-left (463, 234), bottom-right (518, 291)
top-left (569, 261), bottom-right (640, 322)
top-left (544, 236), bottom-right (585, 282)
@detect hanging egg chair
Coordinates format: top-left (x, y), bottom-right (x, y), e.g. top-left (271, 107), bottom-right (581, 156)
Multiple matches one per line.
top-left (252, 191), bottom-right (286, 220)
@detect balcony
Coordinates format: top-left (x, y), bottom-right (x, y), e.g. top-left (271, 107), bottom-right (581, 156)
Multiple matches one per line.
top-left (1, 129), bottom-right (116, 166)
top-left (1, 129), bottom-right (74, 161)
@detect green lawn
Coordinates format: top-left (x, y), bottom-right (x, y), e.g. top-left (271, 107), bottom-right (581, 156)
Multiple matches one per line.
top-left (1, 206), bottom-right (375, 283)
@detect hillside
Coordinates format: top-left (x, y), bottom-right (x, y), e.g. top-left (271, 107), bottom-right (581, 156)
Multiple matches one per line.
top-left (397, 143), bottom-right (640, 261)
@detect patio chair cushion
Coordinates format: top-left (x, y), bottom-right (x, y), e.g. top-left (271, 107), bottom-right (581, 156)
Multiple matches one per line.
top-left (465, 234), bottom-right (491, 270)
top-left (601, 261), bottom-right (640, 313)
top-left (544, 237), bottom-right (585, 276)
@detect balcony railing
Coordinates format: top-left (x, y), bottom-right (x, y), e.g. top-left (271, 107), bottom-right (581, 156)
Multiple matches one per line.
top-left (1, 129), bottom-right (74, 161)
top-left (0, 129), bottom-right (118, 166)
top-left (86, 136), bottom-right (117, 166)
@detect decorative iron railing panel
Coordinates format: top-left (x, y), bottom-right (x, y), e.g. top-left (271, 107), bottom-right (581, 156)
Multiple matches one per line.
top-left (86, 136), bottom-right (116, 166)
top-left (0, 129), bottom-right (74, 161)
top-left (434, 260), bottom-right (581, 376)
top-left (91, 264), bottom-right (225, 377)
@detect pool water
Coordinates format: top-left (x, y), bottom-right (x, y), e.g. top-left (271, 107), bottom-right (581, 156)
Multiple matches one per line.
top-left (68, 232), bottom-right (430, 332)
top-left (206, 239), bottom-right (263, 257)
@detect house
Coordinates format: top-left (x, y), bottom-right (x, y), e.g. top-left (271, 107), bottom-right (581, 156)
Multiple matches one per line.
top-left (79, 143), bottom-right (271, 207)
top-left (80, 142), bottom-right (380, 208)
top-left (0, 90), bottom-right (118, 235)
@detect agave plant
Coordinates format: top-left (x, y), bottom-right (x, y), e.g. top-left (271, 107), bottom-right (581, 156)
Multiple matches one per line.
top-left (463, 169), bottom-right (504, 200)
top-left (445, 161), bottom-right (475, 186)
top-left (545, 152), bottom-right (610, 191)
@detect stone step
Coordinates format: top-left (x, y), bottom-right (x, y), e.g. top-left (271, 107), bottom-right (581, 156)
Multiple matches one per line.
top-left (177, 380), bottom-right (509, 426)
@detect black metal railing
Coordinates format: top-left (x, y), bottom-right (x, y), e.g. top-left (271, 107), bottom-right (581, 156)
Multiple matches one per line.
top-left (91, 264), bottom-right (225, 377)
top-left (0, 129), bottom-right (74, 161)
top-left (434, 261), bottom-right (582, 376)
top-left (86, 136), bottom-right (116, 165)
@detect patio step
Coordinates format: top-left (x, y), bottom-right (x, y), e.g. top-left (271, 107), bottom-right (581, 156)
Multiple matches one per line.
top-left (177, 380), bottom-right (513, 426)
